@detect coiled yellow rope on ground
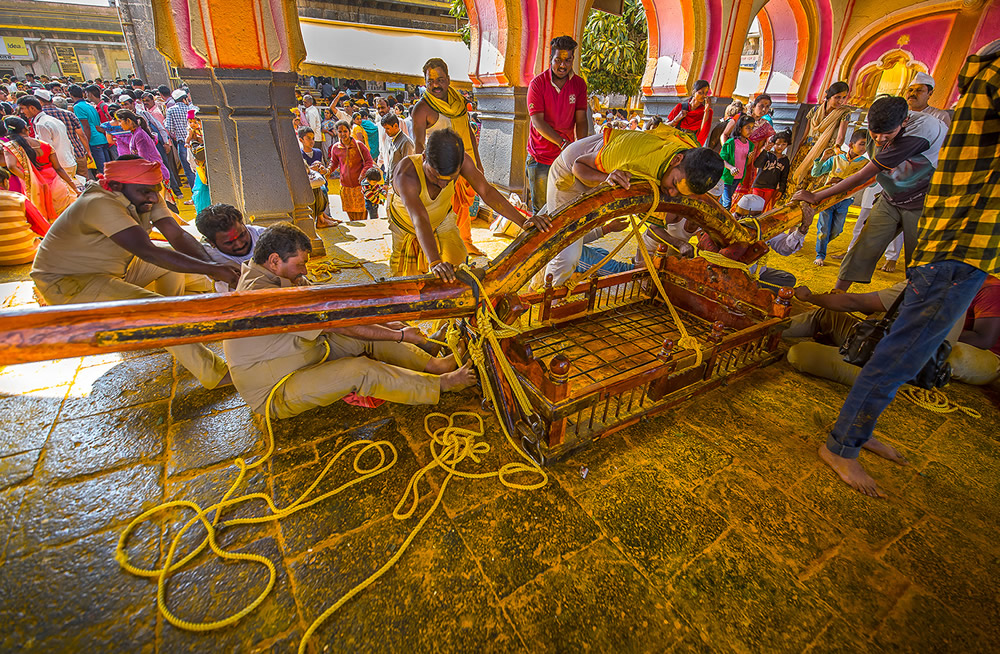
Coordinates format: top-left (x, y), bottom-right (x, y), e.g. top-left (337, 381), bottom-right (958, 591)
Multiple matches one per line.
top-left (898, 386), bottom-right (981, 418)
top-left (307, 257), bottom-right (365, 284)
top-left (116, 271), bottom-right (547, 652)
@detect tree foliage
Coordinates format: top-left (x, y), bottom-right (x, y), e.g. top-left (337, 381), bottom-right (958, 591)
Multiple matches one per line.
top-left (448, 0), bottom-right (649, 97)
top-left (580, 0), bottom-right (648, 97)
top-left (449, 0), bottom-right (471, 46)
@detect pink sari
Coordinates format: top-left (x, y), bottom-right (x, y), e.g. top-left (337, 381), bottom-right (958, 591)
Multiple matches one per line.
top-left (1, 139), bottom-right (76, 222)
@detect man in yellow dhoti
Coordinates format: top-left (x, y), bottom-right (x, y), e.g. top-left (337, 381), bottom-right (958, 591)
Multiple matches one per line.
top-left (388, 129), bottom-right (551, 282)
top-left (412, 58), bottom-right (486, 256)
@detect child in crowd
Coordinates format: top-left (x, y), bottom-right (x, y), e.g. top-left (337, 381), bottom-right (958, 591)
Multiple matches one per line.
top-left (361, 166), bottom-right (386, 220)
top-left (707, 100), bottom-right (744, 155)
top-left (719, 114), bottom-right (755, 210)
top-left (750, 129), bottom-right (791, 211)
top-left (810, 129), bottom-right (869, 266)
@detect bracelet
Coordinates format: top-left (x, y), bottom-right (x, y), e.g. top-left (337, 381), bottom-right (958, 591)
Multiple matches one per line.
top-left (428, 259), bottom-right (442, 268)
top-left (397, 329), bottom-right (404, 343)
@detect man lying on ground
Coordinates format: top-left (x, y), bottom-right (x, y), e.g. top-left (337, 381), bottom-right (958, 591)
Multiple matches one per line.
top-left (30, 156), bottom-right (238, 389)
top-left (195, 203), bottom-right (265, 267)
top-left (787, 276), bottom-right (1000, 387)
top-left (223, 223), bottom-right (477, 419)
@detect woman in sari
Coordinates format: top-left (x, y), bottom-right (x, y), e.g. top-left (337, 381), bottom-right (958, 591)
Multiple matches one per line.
top-left (1, 116), bottom-right (78, 222)
top-left (788, 81), bottom-right (851, 193)
top-left (666, 80), bottom-right (714, 145)
top-left (719, 94), bottom-right (776, 206)
top-left (328, 119), bottom-right (374, 222)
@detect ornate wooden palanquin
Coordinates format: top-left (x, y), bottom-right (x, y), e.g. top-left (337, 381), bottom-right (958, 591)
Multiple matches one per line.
top-left (482, 247), bottom-right (792, 464)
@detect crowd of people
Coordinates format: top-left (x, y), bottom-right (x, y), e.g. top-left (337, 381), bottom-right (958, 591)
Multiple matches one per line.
top-left (2, 37), bottom-right (998, 499)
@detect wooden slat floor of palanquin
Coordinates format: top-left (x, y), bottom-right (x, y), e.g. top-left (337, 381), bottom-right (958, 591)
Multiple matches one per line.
top-left (514, 298), bottom-right (723, 397)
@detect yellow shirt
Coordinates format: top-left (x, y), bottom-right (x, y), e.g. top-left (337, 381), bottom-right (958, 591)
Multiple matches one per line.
top-left (351, 124), bottom-right (367, 144)
top-left (595, 127), bottom-right (698, 181)
top-left (0, 190), bottom-right (38, 266)
top-left (31, 181), bottom-right (171, 278)
top-left (222, 262), bottom-right (325, 412)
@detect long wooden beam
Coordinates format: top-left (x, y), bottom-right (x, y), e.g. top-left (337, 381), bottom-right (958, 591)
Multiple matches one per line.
top-left (0, 180), bottom-right (863, 365)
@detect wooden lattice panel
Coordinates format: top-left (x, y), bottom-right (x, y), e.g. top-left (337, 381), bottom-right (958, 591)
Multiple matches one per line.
top-left (514, 299), bottom-right (723, 398)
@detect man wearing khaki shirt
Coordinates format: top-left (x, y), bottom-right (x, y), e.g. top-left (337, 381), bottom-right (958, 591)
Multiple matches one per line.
top-left (30, 158), bottom-right (240, 388)
top-left (222, 223), bottom-right (475, 418)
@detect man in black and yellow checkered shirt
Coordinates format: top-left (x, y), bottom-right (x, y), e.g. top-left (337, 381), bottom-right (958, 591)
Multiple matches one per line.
top-left (819, 42), bottom-right (1000, 498)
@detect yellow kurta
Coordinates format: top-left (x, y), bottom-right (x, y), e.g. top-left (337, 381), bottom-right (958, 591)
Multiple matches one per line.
top-left (387, 154), bottom-right (467, 276)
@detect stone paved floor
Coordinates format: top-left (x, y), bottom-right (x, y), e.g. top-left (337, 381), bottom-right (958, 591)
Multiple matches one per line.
top-left (0, 199), bottom-right (998, 652)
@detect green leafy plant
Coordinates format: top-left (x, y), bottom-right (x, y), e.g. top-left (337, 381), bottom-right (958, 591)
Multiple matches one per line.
top-left (580, 0), bottom-right (648, 97)
top-left (449, 0), bottom-right (471, 46)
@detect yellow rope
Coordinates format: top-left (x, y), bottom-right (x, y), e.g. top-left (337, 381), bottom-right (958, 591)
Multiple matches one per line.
top-left (116, 282), bottom-right (547, 652)
top-left (691, 216), bottom-right (768, 280)
top-left (899, 386), bottom-right (981, 418)
top-left (307, 257), bottom-right (364, 284)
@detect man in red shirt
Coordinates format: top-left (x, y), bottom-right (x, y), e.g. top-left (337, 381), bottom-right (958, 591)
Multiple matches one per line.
top-left (525, 36), bottom-right (589, 214)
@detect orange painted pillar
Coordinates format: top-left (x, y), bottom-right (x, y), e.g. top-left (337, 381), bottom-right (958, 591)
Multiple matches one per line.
top-left (151, 0), bottom-right (323, 254)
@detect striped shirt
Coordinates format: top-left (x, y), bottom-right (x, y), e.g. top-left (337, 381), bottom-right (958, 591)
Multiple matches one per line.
top-left (165, 103), bottom-right (189, 142)
top-left (912, 47), bottom-right (1000, 274)
top-left (41, 104), bottom-right (87, 158)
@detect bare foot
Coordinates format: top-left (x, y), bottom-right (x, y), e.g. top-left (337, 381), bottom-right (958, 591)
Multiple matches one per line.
top-left (862, 437), bottom-right (909, 465)
top-left (831, 252), bottom-right (846, 261)
top-left (465, 242), bottom-right (486, 257)
top-left (880, 259), bottom-right (897, 273)
top-left (440, 361), bottom-right (478, 392)
top-left (818, 443), bottom-right (886, 498)
top-left (316, 216), bottom-right (338, 229)
top-left (813, 257), bottom-right (825, 266)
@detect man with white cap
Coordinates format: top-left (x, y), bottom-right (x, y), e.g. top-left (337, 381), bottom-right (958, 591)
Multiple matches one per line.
top-left (36, 89), bottom-right (91, 179)
top-left (165, 89), bottom-right (198, 191)
top-left (906, 72), bottom-right (952, 128)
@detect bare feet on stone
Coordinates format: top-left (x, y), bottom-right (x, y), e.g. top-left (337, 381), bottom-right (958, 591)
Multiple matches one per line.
top-left (441, 360), bottom-right (478, 392)
top-left (818, 443), bottom-right (886, 498)
top-left (862, 437), bottom-right (909, 465)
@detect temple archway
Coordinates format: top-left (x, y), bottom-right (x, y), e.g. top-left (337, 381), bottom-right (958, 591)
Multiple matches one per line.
top-left (639, 0), bottom-right (716, 96)
top-left (733, 0), bottom-right (833, 103)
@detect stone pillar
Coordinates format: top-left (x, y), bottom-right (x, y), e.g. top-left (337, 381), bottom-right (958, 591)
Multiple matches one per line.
top-left (115, 0), bottom-right (172, 85)
top-left (475, 85), bottom-right (529, 197)
top-left (181, 68), bottom-right (323, 254)
top-left (149, 0), bottom-right (322, 254)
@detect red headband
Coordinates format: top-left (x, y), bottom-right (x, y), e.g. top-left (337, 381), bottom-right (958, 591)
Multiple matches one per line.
top-left (99, 159), bottom-right (163, 188)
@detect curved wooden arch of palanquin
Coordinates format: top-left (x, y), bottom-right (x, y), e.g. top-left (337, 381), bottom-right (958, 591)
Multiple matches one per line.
top-left (0, 178), bottom-right (861, 366)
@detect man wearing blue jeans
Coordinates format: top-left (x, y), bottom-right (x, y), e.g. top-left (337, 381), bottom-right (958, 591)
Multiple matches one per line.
top-left (815, 44), bottom-right (1000, 497)
top-left (165, 89), bottom-right (197, 190)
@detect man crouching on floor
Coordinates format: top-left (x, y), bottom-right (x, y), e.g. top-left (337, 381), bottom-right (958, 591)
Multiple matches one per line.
top-left (223, 222), bottom-right (477, 419)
